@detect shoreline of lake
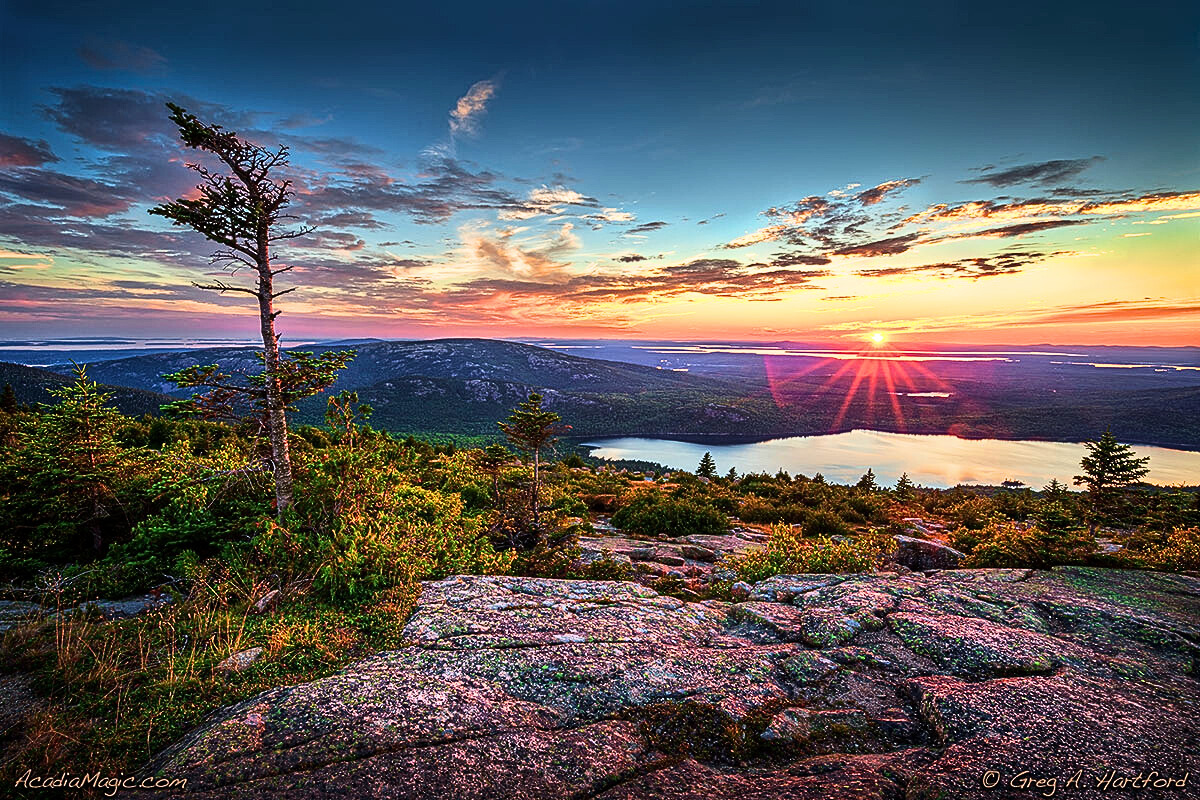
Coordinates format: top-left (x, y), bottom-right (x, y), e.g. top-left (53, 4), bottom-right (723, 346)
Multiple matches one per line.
top-left (581, 429), bottom-right (1200, 489)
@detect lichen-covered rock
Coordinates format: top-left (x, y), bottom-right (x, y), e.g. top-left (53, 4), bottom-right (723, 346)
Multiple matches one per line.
top-left (216, 647), bottom-right (264, 673)
top-left (891, 534), bottom-right (965, 570)
top-left (140, 568), bottom-right (1199, 799)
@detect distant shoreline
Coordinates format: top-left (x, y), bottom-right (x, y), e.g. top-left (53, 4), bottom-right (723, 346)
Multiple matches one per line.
top-left (573, 428), bottom-right (1200, 455)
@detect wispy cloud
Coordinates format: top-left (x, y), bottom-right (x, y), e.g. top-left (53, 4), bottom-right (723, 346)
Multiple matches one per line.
top-left (964, 157), bottom-right (1104, 188)
top-left (718, 167), bottom-right (1200, 286)
top-left (904, 190), bottom-right (1200, 225)
top-left (0, 133), bottom-right (58, 167)
top-left (855, 250), bottom-right (1060, 280)
top-left (77, 38), bottom-right (166, 73)
top-left (448, 79), bottom-right (499, 138)
top-left (626, 220), bottom-right (669, 235)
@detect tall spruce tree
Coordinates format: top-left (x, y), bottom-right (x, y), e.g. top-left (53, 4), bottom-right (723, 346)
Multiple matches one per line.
top-left (499, 392), bottom-right (569, 531)
top-left (1073, 430), bottom-right (1150, 533)
top-left (696, 451), bottom-right (717, 479)
top-left (150, 103), bottom-right (352, 515)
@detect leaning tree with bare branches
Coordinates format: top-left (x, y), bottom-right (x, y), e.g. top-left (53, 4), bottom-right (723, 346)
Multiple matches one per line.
top-left (150, 103), bottom-right (352, 514)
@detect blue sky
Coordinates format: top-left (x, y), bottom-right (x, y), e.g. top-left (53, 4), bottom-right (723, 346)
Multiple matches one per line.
top-left (0, 0), bottom-right (1197, 343)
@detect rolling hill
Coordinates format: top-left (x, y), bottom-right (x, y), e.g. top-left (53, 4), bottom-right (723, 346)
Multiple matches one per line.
top-left (0, 361), bottom-right (173, 417)
top-left (2, 337), bottom-right (1195, 448)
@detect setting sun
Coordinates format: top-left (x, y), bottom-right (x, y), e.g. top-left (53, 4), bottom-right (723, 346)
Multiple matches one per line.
top-left (870, 332), bottom-right (886, 345)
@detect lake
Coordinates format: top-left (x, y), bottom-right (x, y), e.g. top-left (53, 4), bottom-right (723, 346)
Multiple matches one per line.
top-left (582, 430), bottom-right (1200, 489)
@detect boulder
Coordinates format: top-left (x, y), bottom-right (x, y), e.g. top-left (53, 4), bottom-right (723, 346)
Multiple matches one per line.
top-left (891, 534), bottom-right (965, 570)
top-left (138, 568), bottom-right (1199, 799)
top-left (251, 589), bottom-right (281, 615)
top-left (215, 647), bottom-right (264, 673)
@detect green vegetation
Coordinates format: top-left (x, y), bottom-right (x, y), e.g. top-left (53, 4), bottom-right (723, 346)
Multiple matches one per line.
top-left (0, 368), bottom-right (1197, 790)
top-left (498, 392), bottom-right (570, 539)
top-left (1074, 428), bottom-right (1151, 533)
top-left (727, 524), bottom-right (894, 582)
top-left (611, 492), bottom-right (729, 538)
top-left (149, 103), bottom-right (338, 515)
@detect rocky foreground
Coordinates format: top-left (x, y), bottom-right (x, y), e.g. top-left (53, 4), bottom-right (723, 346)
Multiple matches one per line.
top-left (140, 568), bottom-right (1198, 799)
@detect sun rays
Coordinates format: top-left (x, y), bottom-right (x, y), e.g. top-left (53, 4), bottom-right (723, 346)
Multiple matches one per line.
top-left (759, 341), bottom-right (956, 432)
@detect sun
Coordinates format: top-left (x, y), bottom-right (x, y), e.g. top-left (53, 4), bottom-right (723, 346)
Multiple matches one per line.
top-left (870, 331), bottom-right (887, 345)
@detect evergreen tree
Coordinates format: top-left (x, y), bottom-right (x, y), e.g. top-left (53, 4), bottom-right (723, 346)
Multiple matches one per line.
top-left (696, 451), bottom-right (717, 479)
top-left (894, 472), bottom-right (915, 500)
top-left (0, 383), bottom-right (16, 413)
top-left (2, 365), bottom-right (153, 557)
top-left (1073, 430), bottom-right (1150, 533)
top-left (813, 472), bottom-right (826, 484)
top-left (1042, 478), bottom-right (1070, 499)
top-left (725, 466), bottom-right (739, 481)
top-left (857, 468), bottom-right (878, 492)
top-left (499, 392), bottom-right (570, 531)
top-left (150, 103), bottom-right (352, 516)
top-left (475, 443), bottom-right (512, 499)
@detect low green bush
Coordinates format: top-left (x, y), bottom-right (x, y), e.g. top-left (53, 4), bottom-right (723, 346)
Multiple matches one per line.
top-left (611, 492), bottom-right (728, 538)
top-left (1120, 526), bottom-right (1200, 572)
top-left (727, 524), bottom-right (893, 582)
top-left (954, 519), bottom-right (1096, 568)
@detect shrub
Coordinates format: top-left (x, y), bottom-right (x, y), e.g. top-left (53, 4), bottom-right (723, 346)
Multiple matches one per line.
top-left (254, 445), bottom-right (513, 603)
top-left (727, 524), bottom-right (893, 582)
top-left (737, 498), bottom-right (808, 524)
top-left (1121, 527), bottom-right (1200, 572)
top-left (803, 508), bottom-right (855, 538)
top-left (611, 493), bottom-right (728, 538)
top-left (945, 496), bottom-right (997, 530)
top-left (957, 520), bottom-right (1096, 568)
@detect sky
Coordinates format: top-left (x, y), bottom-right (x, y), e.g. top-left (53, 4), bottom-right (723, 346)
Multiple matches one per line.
top-left (0, 0), bottom-right (1197, 346)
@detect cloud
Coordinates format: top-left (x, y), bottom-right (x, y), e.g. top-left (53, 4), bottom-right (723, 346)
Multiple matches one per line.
top-left (723, 224), bottom-right (790, 248)
top-left (460, 223), bottom-right (581, 281)
top-left (449, 80), bottom-right (498, 138)
top-left (497, 185), bottom-right (599, 220)
top-left (831, 233), bottom-right (922, 258)
top-left (78, 38), bottom-right (166, 72)
top-left (0, 168), bottom-right (138, 217)
top-left (527, 186), bottom-right (593, 206)
top-left (855, 178), bottom-right (920, 206)
top-left (964, 157), bottom-right (1104, 188)
top-left (820, 298), bottom-right (1200, 339)
top-left (582, 208), bottom-right (636, 227)
top-left (855, 250), bottom-right (1057, 280)
top-left (451, 258), bottom-right (831, 305)
top-left (717, 172), bottom-right (1166, 283)
top-left (0, 133), bottom-right (58, 167)
top-left (626, 221), bottom-right (669, 235)
top-left (770, 253), bottom-right (832, 267)
top-left (904, 190), bottom-right (1200, 226)
top-left (299, 156), bottom-right (531, 224)
top-left (935, 219), bottom-right (1093, 241)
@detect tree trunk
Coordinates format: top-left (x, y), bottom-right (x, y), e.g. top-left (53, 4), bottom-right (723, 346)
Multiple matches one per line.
top-left (257, 246), bottom-right (293, 515)
top-left (532, 447), bottom-right (541, 530)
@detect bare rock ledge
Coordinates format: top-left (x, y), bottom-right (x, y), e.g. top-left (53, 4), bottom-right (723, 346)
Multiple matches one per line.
top-left (137, 567), bottom-right (1199, 799)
